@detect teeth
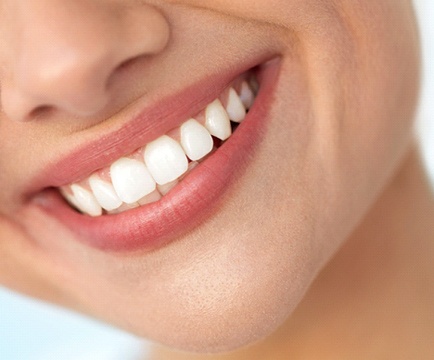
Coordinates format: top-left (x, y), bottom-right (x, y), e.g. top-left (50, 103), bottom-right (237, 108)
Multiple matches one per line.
top-left (60, 188), bottom-right (81, 210)
top-left (70, 184), bottom-right (103, 217)
top-left (88, 174), bottom-right (122, 211)
top-left (180, 119), bottom-right (213, 161)
top-left (226, 88), bottom-right (246, 123)
top-left (138, 189), bottom-right (162, 205)
top-left (144, 135), bottom-right (189, 185)
top-left (239, 81), bottom-right (255, 109)
top-left (157, 179), bottom-right (179, 196)
top-left (61, 73), bottom-right (259, 216)
top-left (110, 158), bottom-right (156, 204)
top-left (205, 99), bottom-right (232, 141)
top-left (108, 202), bottom-right (139, 215)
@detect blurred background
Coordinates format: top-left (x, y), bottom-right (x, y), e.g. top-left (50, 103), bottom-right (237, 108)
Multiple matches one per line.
top-left (1, 1), bottom-right (433, 359)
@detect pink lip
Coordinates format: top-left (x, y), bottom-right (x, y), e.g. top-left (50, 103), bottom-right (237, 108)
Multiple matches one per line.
top-left (31, 58), bottom-right (281, 252)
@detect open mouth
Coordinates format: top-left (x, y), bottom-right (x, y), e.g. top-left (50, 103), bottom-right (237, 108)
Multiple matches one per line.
top-left (60, 73), bottom-right (258, 217)
top-left (33, 58), bottom-right (281, 252)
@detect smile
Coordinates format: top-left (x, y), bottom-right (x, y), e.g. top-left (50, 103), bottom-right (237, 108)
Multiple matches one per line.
top-left (60, 74), bottom-right (258, 217)
top-left (33, 58), bottom-right (281, 252)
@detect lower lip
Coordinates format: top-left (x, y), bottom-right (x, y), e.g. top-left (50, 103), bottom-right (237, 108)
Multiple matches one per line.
top-left (35, 59), bottom-right (281, 252)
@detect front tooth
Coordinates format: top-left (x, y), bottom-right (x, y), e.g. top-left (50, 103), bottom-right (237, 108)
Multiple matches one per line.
top-left (226, 88), bottom-right (246, 123)
top-left (110, 158), bottom-right (156, 204)
top-left (239, 81), bottom-right (255, 109)
top-left (144, 135), bottom-right (189, 185)
top-left (205, 99), bottom-right (232, 141)
top-left (88, 174), bottom-right (122, 211)
top-left (180, 119), bottom-right (213, 161)
top-left (70, 184), bottom-right (102, 217)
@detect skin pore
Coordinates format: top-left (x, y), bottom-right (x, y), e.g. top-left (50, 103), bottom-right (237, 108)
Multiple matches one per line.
top-left (0, 1), bottom-right (433, 359)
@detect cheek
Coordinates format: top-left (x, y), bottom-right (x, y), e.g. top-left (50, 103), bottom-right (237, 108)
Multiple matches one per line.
top-left (330, 2), bottom-right (420, 221)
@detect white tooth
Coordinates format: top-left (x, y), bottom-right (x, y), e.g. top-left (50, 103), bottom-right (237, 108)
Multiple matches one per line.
top-left (180, 119), bottom-right (213, 161)
top-left (138, 190), bottom-right (162, 205)
top-left (144, 135), bottom-right (189, 185)
top-left (205, 99), bottom-right (232, 141)
top-left (108, 202), bottom-right (139, 215)
top-left (110, 158), bottom-right (156, 204)
top-left (239, 81), bottom-right (255, 109)
top-left (60, 187), bottom-right (81, 210)
top-left (157, 179), bottom-right (178, 196)
top-left (226, 88), bottom-right (246, 123)
top-left (188, 160), bottom-right (199, 170)
top-left (70, 184), bottom-right (102, 217)
top-left (180, 161), bottom-right (199, 180)
top-left (88, 174), bottom-right (122, 211)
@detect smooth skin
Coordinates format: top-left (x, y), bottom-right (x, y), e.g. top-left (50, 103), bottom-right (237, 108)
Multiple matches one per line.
top-left (0, 1), bottom-right (433, 359)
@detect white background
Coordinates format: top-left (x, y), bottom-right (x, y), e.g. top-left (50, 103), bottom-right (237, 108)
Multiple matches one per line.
top-left (0, 2), bottom-right (433, 359)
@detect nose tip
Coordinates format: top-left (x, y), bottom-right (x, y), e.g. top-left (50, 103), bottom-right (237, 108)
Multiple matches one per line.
top-left (0, 2), bottom-right (170, 122)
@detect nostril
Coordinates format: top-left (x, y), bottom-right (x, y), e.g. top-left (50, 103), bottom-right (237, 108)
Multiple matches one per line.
top-left (106, 55), bottom-right (143, 90)
top-left (116, 56), bottom-right (140, 72)
top-left (28, 105), bottom-right (54, 120)
top-left (112, 55), bottom-right (144, 78)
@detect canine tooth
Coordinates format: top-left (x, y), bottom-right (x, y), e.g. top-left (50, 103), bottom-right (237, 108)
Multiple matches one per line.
top-left (70, 184), bottom-right (102, 217)
top-left (205, 99), bottom-right (231, 141)
top-left (239, 81), bottom-right (255, 109)
top-left (88, 174), bottom-right (122, 211)
top-left (110, 158), bottom-right (156, 204)
top-left (144, 135), bottom-right (188, 185)
top-left (226, 88), bottom-right (246, 123)
top-left (180, 119), bottom-right (213, 161)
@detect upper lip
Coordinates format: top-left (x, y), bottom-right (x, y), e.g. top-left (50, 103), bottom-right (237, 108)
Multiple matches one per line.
top-left (25, 52), bottom-right (276, 200)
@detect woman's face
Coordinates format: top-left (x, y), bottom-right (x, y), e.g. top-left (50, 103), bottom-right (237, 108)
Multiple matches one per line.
top-left (0, 0), bottom-right (419, 353)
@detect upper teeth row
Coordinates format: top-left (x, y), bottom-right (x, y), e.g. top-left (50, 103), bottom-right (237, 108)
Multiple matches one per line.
top-left (60, 78), bottom-right (257, 217)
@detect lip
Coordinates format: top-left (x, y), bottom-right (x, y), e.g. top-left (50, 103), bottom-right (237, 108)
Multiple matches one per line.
top-left (29, 57), bottom-right (281, 252)
top-left (26, 54), bottom-right (276, 192)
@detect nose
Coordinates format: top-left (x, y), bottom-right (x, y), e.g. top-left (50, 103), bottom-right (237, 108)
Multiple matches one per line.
top-left (0, 1), bottom-right (170, 122)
